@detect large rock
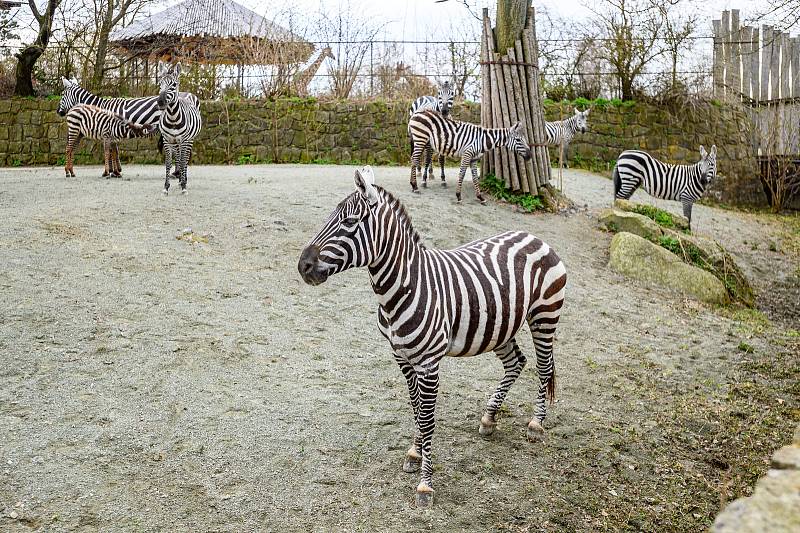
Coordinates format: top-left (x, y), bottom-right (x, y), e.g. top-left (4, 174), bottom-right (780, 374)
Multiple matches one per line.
top-left (599, 208), bottom-right (664, 241)
top-left (609, 232), bottom-right (729, 305)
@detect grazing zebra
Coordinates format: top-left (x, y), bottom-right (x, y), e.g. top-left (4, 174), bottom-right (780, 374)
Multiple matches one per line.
top-left (408, 80), bottom-right (456, 186)
top-left (57, 77), bottom-right (199, 177)
top-left (298, 167), bottom-right (567, 508)
top-left (64, 104), bottom-right (156, 178)
top-left (408, 109), bottom-right (532, 203)
top-left (157, 64), bottom-right (202, 195)
top-left (613, 146), bottom-right (717, 229)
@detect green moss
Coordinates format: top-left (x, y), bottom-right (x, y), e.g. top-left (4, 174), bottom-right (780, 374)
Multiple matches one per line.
top-left (480, 174), bottom-right (544, 212)
top-left (632, 204), bottom-right (678, 229)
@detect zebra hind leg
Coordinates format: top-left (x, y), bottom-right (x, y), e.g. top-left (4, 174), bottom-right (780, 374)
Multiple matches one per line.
top-left (469, 159), bottom-right (486, 205)
top-left (681, 197), bottom-right (693, 231)
top-left (479, 339), bottom-right (526, 436)
top-left (410, 142), bottom-right (425, 193)
top-left (455, 154), bottom-right (472, 203)
top-left (395, 354), bottom-right (423, 473)
top-left (179, 143), bottom-right (190, 194)
top-left (439, 154), bottom-right (446, 187)
top-left (525, 298), bottom-right (564, 442)
top-left (163, 144), bottom-right (173, 195)
top-left (422, 144), bottom-right (432, 188)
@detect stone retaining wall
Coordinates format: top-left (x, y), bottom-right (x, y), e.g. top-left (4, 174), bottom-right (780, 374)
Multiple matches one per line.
top-left (0, 98), bottom-right (762, 205)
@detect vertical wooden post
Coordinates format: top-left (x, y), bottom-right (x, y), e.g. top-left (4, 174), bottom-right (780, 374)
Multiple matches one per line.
top-left (722, 10), bottom-right (731, 95)
top-left (752, 27), bottom-right (761, 102)
top-left (791, 36), bottom-right (800, 99)
top-left (712, 19), bottom-right (723, 96)
top-left (762, 26), bottom-right (772, 100)
top-left (740, 26), bottom-right (752, 100)
top-left (730, 10), bottom-right (741, 97)
top-left (480, 8), bottom-right (492, 178)
top-left (781, 33), bottom-right (791, 99)
top-left (771, 29), bottom-right (781, 100)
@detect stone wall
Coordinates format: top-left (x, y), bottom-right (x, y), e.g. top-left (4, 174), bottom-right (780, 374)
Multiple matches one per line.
top-left (0, 97), bottom-right (762, 205)
top-left (544, 101), bottom-right (764, 206)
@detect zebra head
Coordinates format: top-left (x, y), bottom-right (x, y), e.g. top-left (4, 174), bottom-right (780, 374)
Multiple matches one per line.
top-left (699, 145), bottom-right (718, 185)
top-left (157, 63), bottom-right (182, 110)
top-left (298, 167), bottom-right (381, 286)
top-left (573, 108), bottom-right (590, 134)
top-left (507, 122), bottom-right (532, 160)
top-left (436, 81), bottom-right (456, 116)
top-left (57, 78), bottom-right (81, 116)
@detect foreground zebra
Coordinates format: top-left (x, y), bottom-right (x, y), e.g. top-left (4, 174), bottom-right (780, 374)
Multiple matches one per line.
top-left (57, 77), bottom-right (198, 177)
top-left (298, 167), bottom-right (567, 507)
top-left (65, 104), bottom-right (156, 178)
top-left (408, 109), bottom-right (532, 203)
top-left (408, 80), bottom-right (456, 185)
top-left (613, 146), bottom-right (717, 229)
top-left (157, 64), bottom-right (202, 194)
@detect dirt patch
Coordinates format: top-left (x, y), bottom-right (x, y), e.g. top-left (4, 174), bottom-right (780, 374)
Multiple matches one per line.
top-left (0, 164), bottom-right (797, 532)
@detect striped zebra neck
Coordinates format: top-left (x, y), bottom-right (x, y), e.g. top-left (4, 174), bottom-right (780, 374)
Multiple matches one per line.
top-left (367, 189), bottom-right (425, 304)
top-left (560, 114), bottom-right (581, 135)
top-left (483, 128), bottom-right (509, 151)
top-left (75, 87), bottom-right (103, 106)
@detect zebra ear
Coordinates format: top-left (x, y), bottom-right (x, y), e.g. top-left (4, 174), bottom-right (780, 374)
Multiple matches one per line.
top-left (174, 62), bottom-right (182, 76)
top-left (699, 145), bottom-right (708, 159)
top-left (710, 145), bottom-right (717, 157)
top-left (583, 108), bottom-right (590, 116)
top-left (354, 166), bottom-right (379, 206)
top-left (574, 108), bottom-right (580, 115)
top-left (62, 77), bottom-right (74, 88)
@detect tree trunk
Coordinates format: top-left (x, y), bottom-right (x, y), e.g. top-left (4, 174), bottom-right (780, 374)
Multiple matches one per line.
top-left (495, 0), bottom-right (528, 52)
top-left (14, 46), bottom-right (42, 96)
top-left (91, 17), bottom-right (113, 90)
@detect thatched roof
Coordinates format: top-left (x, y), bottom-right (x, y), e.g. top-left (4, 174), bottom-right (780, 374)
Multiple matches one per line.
top-left (110, 0), bottom-right (313, 65)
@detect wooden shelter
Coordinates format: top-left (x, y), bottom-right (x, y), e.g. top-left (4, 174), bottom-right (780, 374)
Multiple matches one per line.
top-left (109, 0), bottom-right (312, 65)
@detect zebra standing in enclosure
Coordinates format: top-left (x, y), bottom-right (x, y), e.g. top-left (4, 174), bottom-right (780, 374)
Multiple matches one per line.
top-left (408, 80), bottom-right (456, 186)
top-left (545, 108), bottom-right (590, 164)
top-left (298, 167), bottom-right (567, 508)
top-left (613, 146), bottom-right (717, 229)
top-left (157, 64), bottom-right (202, 194)
top-left (57, 77), bottom-right (199, 177)
top-left (408, 109), bottom-right (532, 203)
top-left (64, 104), bottom-right (157, 178)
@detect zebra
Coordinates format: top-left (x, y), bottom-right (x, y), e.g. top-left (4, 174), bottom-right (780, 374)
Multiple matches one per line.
top-left (612, 146), bottom-right (717, 229)
top-left (545, 108), bottom-right (590, 165)
top-left (408, 80), bottom-right (456, 186)
top-left (57, 77), bottom-right (199, 177)
top-left (408, 109), bottom-right (532, 204)
top-left (64, 104), bottom-right (157, 178)
top-left (157, 63), bottom-right (202, 195)
top-left (297, 166), bottom-right (567, 508)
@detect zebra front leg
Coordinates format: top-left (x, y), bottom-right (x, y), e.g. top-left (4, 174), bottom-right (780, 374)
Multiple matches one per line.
top-left (410, 143), bottom-right (424, 193)
top-left (163, 144), bottom-right (173, 194)
top-left (65, 133), bottom-right (81, 178)
top-left (681, 197), bottom-right (693, 231)
top-left (455, 153), bottom-right (472, 204)
top-left (439, 154), bottom-right (446, 187)
top-left (102, 139), bottom-right (112, 178)
top-left (415, 365), bottom-right (440, 508)
top-left (480, 339), bottom-right (526, 436)
top-left (422, 144), bottom-right (432, 188)
top-left (179, 143), bottom-right (191, 194)
top-left (111, 143), bottom-right (122, 177)
top-left (470, 159), bottom-right (486, 205)
top-left (395, 354), bottom-right (422, 473)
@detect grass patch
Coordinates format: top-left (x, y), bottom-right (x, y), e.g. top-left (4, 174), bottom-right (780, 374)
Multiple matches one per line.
top-left (236, 154), bottom-right (258, 165)
top-left (631, 204), bottom-right (678, 229)
top-left (480, 174), bottom-right (544, 212)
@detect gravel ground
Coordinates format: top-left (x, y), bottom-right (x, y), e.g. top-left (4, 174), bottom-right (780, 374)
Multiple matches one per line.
top-left (0, 164), bottom-right (797, 532)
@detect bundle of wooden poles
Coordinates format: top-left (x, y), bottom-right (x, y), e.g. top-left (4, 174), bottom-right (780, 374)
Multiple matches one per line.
top-left (480, 6), bottom-right (551, 196)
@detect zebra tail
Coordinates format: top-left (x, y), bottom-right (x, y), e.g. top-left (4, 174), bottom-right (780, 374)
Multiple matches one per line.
top-left (612, 164), bottom-right (621, 198)
top-left (547, 370), bottom-right (556, 404)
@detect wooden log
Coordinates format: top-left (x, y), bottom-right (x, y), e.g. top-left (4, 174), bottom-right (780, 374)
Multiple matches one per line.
top-left (491, 50), bottom-right (513, 189)
top-left (514, 38), bottom-right (542, 192)
top-left (523, 7), bottom-right (550, 187)
top-left (781, 33), bottom-right (791, 99)
top-left (762, 26), bottom-right (772, 100)
top-left (481, 9), bottom-right (492, 177)
top-left (508, 46), bottom-right (534, 193)
top-left (752, 27), bottom-right (761, 101)
top-left (740, 26), bottom-right (752, 100)
top-left (487, 22), bottom-right (504, 180)
top-left (722, 10), bottom-right (731, 96)
top-left (496, 51), bottom-right (522, 191)
top-left (771, 29), bottom-right (781, 100)
top-left (730, 10), bottom-right (741, 96)
top-left (712, 19), bottom-right (723, 96)
top-left (792, 37), bottom-right (800, 99)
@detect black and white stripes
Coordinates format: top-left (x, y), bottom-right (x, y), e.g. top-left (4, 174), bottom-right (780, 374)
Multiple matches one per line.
top-left (545, 108), bottom-right (590, 147)
top-left (64, 104), bottom-right (156, 178)
top-left (157, 64), bottom-right (202, 194)
top-left (408, 110), bottom-right (532, 203)
top-left (409, 81), bottom-right (457, 184)
top-left (298, 167), bottom-right (567, 507)
top-left (613, 146), bottom-right (717, 228)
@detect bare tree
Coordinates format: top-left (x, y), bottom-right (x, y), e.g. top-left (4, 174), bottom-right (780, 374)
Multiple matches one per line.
top-left (650, 0), bottom-right (698, 91)
top-left (756, 0), bottom-right (800, 31)
top-left (316, 1), bottom-right (385, 99)
top-left (588, 0), bottom-right (665, 100)
top-left (14, 0), bottom-right (64, 96)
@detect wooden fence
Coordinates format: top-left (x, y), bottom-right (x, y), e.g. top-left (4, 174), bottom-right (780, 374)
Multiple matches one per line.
top-left (712, 9), bottom-right (800, 156)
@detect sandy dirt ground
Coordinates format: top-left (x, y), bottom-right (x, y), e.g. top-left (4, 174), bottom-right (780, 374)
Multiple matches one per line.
top-left (0, 164), bottom-right (797, 532)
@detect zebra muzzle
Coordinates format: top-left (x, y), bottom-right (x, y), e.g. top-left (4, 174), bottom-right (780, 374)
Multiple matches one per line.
top-left (298, 245), bottom-right (329, 286)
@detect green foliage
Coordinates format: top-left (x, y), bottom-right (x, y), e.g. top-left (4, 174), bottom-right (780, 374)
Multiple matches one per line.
top-left (480, 174), bottom-right (544, 212)
top-left (236, 154), bottom-right (258, 165)
top-left (737, 341), bottom-right (755, 353)
top-left (11, 157), bottom-right (21, 167)
top-left (570, 153), bottom-right (607, 173)
top-left (543, 97), bottom-right (636, 109)
top-left (632, 204), bottom-right (677, 228)
top-left (55, 155), bottom-right (65, 166)
top-left (311, 157), bottom-right (333, 165)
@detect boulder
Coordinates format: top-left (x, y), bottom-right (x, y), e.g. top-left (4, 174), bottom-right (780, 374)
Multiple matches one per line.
top-left (712, 469), bottom-right (800, 532)
top-left (613, 198), bottom-right (690, 231)
top-left (599, 208), bottom-right (664, 241)
top-left (609, 232), bottom-right (729, 305)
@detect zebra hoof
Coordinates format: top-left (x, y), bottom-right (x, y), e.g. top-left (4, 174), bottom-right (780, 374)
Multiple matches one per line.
top-left (412, 189), bottom-right (421, 195)
top-left (478, 197), bottom-right (487, 205)
top-left (526, 419), bottom-right (545, 442)
top-left (479, 413), bottom-right (496, 436)
top-left (415, 484), bottom-right (434, 508)
top-left (422, 181), bottom-right (427, 188)
top-left (162, 189), bottom-right (169, 196)
top-left (403, 449), bottom-right (422, 473)
top-left (181, 189), bottom-right (188, 195)
top-left (441, 181), bottom-right (447, 188)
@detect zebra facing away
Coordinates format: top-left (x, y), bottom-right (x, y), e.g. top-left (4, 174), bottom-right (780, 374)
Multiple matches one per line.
top-left (157, 64), bottom-right (202, 195)
top-left (408, 109), bottom-right (532, 204)
top-left (65, 104), bottom-right (156, 178)
top-left (298, 167), bottom-right (567, 508)
top-left (408, 80), bottom-right (456, 186)
top-left (57, 77), bottom-right (199, 177)
top-left (613, 146), bottom-right (717, 229)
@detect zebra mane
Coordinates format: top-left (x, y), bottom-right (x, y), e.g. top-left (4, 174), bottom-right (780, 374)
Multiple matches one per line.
top-left (375, 186), bottom-right (424, 248)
